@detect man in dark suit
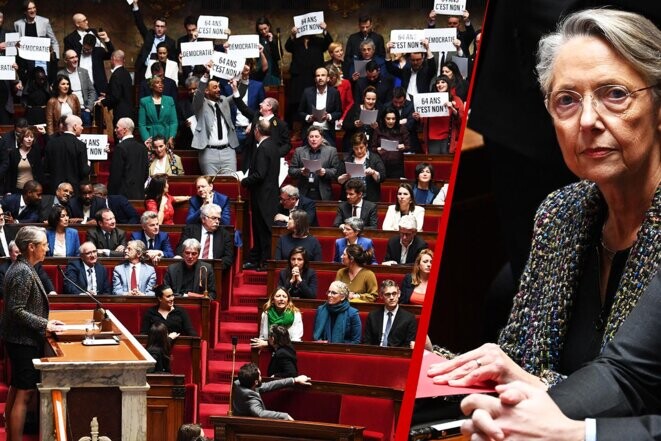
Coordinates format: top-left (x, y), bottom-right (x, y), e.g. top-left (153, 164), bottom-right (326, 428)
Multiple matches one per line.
top-left (130, 0), bottom-right (177, 75)
top-left (176, 203), bottom-right (234, 271)
top-left (108, 117), bottom-right (149, 200)
top-left (240, 120), bottom-right (281, 271)
top-left (274, 185), bottom-right (318, 227)
top-left (102, 50), bottom-right (134, 128)
top-left (343, 14), bottom-right (386, 78)
top-left (0, 239), bottom-right (55, 297)
top-left (224, 66), bottom-right (266, 153)
top-left (63, 241), bottom-right (112, 295)
top-left (131, 210), bottom-right (174, 263)
top-left (298, 67), bottom-right (342, 146)
top-left (63, 13), bottom-right (107, 54)
top-left (39, 182), bottom-right (75, 222)
top-left (232, 362), bottom-right (311, 419)
top-left (390, 87), bottom-right (421, 152)
top-left (0, 206), bottom-right (17, 258)
top-left (79, 33), bottom-right (114, 96)
top-left (364, 281), bottom-right (417, 347)
top-left (382, 215), bottom-right (429, 265)
top-left (0, 180), bottom-right (43, 224)
top-left (91, 183), bottom-right (140, 224)
top-left (44, 115), bottom-right (90, 194)
top-left (176, 76), bottom-right (198, 149)
top-left (165, 238), bottom-right (216, 299)
top-left (355, 60), bottom-right (394, 108)
top-left (86, 208), bottom-right (127, 257)
top-left (332, 179), bottom-right (378, 228)
top-left (386, 40), bottom-right (436, 97)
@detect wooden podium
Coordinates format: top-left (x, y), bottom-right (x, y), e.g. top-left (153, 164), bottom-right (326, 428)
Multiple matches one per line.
top-left (35, 310), bottom-right (155, 441)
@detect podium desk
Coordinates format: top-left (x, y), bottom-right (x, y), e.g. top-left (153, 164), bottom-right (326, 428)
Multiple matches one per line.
top-left (35, 310), bottom-right (155, 441)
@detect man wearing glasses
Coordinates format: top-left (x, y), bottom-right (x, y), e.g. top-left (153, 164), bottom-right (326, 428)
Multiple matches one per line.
top-left (63, 241), bottom-right (111, 295)
top-left (176, 203), bottom-right (233, 271)
top-left (273, 185), bottom-right (318, 227)
top-left (364, 280), bottom-right (417, 347)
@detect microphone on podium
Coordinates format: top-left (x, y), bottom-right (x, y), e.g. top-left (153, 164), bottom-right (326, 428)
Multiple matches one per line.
top-left (228, 335), bottom-right (239, 415)
top-left (57, 265), bottom-right (112, 332)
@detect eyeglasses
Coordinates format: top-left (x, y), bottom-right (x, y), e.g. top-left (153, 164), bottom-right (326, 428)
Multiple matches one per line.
top-left (204, 215), bottom-right (221, 221)
top-left (327, 290), bottom-right (342, 296)
top-left (82, 250), bottom-right (98, 255)
top-left (544, 84), bottom-right (656, 120)
top-left (382, 291), bottom-right (399, 298)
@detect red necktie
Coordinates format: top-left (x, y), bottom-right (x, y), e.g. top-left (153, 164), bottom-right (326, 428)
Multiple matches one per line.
top-left (202, 232), bottom-right (212, 259)
top-left (130, 265), bottom-right (137, 291)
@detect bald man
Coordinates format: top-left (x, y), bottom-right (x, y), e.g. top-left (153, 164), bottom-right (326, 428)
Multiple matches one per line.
top-left (44, 115), bottom-right (90, 193)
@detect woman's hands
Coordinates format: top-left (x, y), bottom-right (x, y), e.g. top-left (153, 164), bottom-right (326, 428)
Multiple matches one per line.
top-left (250, 337), bottom-right (268, 348)
top-left (427, 343), bottom-right (545, 389)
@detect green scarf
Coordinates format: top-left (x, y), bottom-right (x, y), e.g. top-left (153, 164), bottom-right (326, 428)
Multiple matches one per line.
top-left (267, 307), bottom-right (295, 328)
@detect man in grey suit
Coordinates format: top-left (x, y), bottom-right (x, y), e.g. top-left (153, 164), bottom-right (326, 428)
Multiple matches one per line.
top-left (232, 362), bottom-right (311, 420)
top-left (191, 61), bottom-right (239, 176)
top-left (13, 1), bottom-right (59, 60)
top-left (112, 240), bottom-right (156, 296)
top-left (59, 50), bottom-right (97, 126)
top-left (288, 127), bottom-right (341, 200)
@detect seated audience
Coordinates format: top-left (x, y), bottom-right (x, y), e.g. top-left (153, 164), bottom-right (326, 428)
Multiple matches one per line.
top-left (144, 174), bottom-right (189, 225)
top-left (141, 284), bottom-right (196, 336)
top-left (165, 238), bottom-right (216, 299)
top-left (63, 241), bottom-right (112, 295)
top-left (401, 249), bottom-right (433, 305)
top-left (0, 240), bottom-right (56, 298)
top-left (186, 176), bottom-right (230, 225)
top-left (332, 178), bottom-right (378, 228)
top-left (91, 183), bottom-right (140, 224)
top-left (288, 127), bottom-right (341, 201)
top-left (86, 208), bottom-right (127, 257)
top-left (372, 106), bottom-right (410, 179)
top-left (39, 182), bottom-right (75, 222)
top-left (112, 240), bottom-right (156, 296)
top-left (412, 162), bottom-right (441, 205)
top-left (333, 217), bottom-right (377, 264)
top-left (45, 205), bottom-right (80, 257)
top-left (273, 185), bottom-right (318, 227)
top-left (313, 281), bottom-right (361, 344)
top-left (0, 180), bottom-right (43, 224)
top-left (232, 362), bottom-right (311, 420)
top-left (146, 322), bottom-right (172, 373)
top-left (383, 215), bottom-right (429, 265)
top-left (382, 183), bottom-right (425, 231)
top-left (148, 134), bottom-right (184, 176)
top-left (274, 209), bottom-right (322, 261)
top-left (278, 247), bottom-right (318, 299)
top-left (336, 244), bottom-right (378, 303)
top-left (177, 204), bottom-right (234, 271)
top-left (252, 287), bottom-right (303, 345)
top-left (337, 133), bottom-right (385, 203)
top-left (131, 211), bottom-right (174, 264)
top-left (364, 280), bottom-right (417, 347)
top-left (267, 325), bottom-right (298, 378)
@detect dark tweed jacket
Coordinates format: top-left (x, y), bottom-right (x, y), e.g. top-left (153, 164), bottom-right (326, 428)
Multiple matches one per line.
top-left (1, 257), bottom-right (49, 347)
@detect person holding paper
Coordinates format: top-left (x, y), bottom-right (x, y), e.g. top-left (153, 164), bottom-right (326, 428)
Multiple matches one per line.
top-left (428, 9), bottom-right (476, 57)
top-left (298, 66), bottom-right (342, 146)
top-left (130, 0), bottom-right (177, 75)
top-left (288, 126), bottom-right (341, 201)
top-left (441, 61), bottom-right (468, 101)
top-left (255, 16), bottom-right (281, 87)
top-left (13, 1), bottom-right (59, 60)
top-left (416, 75), bottom-right (464, 154)
top-left (341, 86), bottom-right (379, 153)
top-left (344, 14), bottom-right (386, 77)
top-left (386, 39), bottom-right (436, 99)
top-left (348, 39), bottom-right (388, 83)
top-left (372, 106), bottom-right (411, 178)
top-left (337, 132), bottom-right (385, 203)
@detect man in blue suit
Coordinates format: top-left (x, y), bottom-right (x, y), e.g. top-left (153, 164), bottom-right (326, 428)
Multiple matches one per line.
top-left (91, 183), bottom-right (140, 224)
top-left (63, 241), bottom-right (112, 295)
top-left (131, 211), bottom-right (174, 264)
top-left (112, 240), bottom-right (156, 296)
top-left (1, 180), bottom-right (43, 224)
top-left (186, 176), bottom-right (230, 225)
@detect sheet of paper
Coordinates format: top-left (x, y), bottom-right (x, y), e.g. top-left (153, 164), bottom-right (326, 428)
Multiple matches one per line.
top-left (433, 0), bottom-right (467, 15)
top-left (413, 92), bottom-right (450, 117)
top-left (278, 158), bottom-right (288, 186)
top-left (344, 162), bottom-right (365, 178)
top-left (380, 139), bottom-right (399, 151)
top-left (0, 56), bottom-right (16, 80)
top-left (226, 35), bottom-right (260, 59)
top-left (359, 108), bottom-right (378, 125)
top-left (187, 115), bottom-right (197, 134)
top-left (302, 159), bottom-right (321, 173)
top-left (4, 33), bottom-right (19, 57)
top-left (18, 36), bottom-right (51, 62)
top-left (417, 350), bottom-right (496, 398)
top-left (293, 11), bottom-right (325, 38)
top-left (180, 41), bottom-right (214, 66)
top-left (353, 59), bottom-right (369, 77)
top-left (78, 134), bottom-right (108, 161)
top-left (60, 324), bottom-right (90, 331)
top-left (390, 29), bottom-right (426, 53)
top-left (197, 15), bottom-right (229, 39)
top-left (312, 107), bottom-right (326, 122)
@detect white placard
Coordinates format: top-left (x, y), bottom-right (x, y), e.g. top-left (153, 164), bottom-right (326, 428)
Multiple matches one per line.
top-left (453, 56), bottom-right (468, 78)
top-left (4, 32), bottom-right (19, 56)
top-left (293, 11), bottom-right (324, 38)
top-left (413, 92), bottom-right (449, 117)
top-left (424, 28), bottom-right (457, 53)
top-left (390, 30), bottom-right (426, 53)
top-left (79, 134), bottom-right (108, 160)
top-left (18, 36), bottom-right (51, 61)
top-left (126, 0), bottom-right (134, 4)
top-left (344, 162), bottom-right (365, 178)
top-left (359, 109), bottom-right (378, 125)
top-left (187, 115), bottom-right (197, 134)
top-left (197, 15), bottom-right (229, 40)
top-left (433, 0), bottom-right (467, 15)
top-left (380, 139), bottom-right (399, 151)
top-left (211, 51), bottom-right (244, 80)
top-left (0, 56), bottom-right (16, 80)
top-left (353, 59), bottom-right (369, 78)
top-left (226, 35), bottom-right (260, 59)
top-left (180, 41), bottom-right (214, 67)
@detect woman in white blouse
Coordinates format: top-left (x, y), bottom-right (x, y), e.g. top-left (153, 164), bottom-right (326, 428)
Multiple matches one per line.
top-left (382, 183), bottom-right (425, 231)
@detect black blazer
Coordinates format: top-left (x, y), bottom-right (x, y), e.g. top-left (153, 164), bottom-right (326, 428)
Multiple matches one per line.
top-left (176, 224), bottom-right (234, 271)
top-left (6, 144), bottom-right (45, 194)
top-left (44, 133), bottom-right (90, 194)
top-left (132, 9), bottom-right (177, 70)
top-left (333, 200), bottom-right (378, 228)
top-left (0, 193), bottom-right (40, 223)
top-left (268, 345), bottom-right (298, 378)
top-left (234, 97), bottom-right (291, 162)
top-left (274, 196), bottom-right (319, 227)
top-left (240, 137), bottom-right (281, 224)
top-left (63, 259), bottom-right (112, 295)
top-left (298, 86), bottom-right (342, 140)
top-left (86, 227), bottom-right (127, 257)
top-left (108, 137), bottom-right (149, 200)
top-left (383, 235), bottom-right (429, 265)
top-left (364, 307), bottom-right (417, 347)
top-left (164, 260), bottom-right (216, 300)
top-left (386, 56), bottom-right (437, 95)
top-left (103, 66), bottom-right (134, 125)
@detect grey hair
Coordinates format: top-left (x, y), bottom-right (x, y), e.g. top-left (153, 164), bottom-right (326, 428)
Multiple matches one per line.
top-left (329, 280), bottom-right (350, 299)
top-left (344, 216), bottom-right (364, 233)
top-left (182, 238), bottom-right (201, 253)
top-left (200, 203), bottom-right (221, 217)
top-left (184, 75), bottom-right (199, 88)
top-left (117, 117), bottom-right (135, 132)
top-left (359, 39), bottom-right (375, 50)
top-left (536, 8), bottom-right (661, 101)
top-left (140, 210), bottom-right (159, 225)
top-left (280, 185), bottom-right (299, 199)
top-left (127, 239), bottom-right (146, 256)
top-left (78, 241), bottom-right (96, 254)
top-left (398, 214), bottom-right (418, 230)
top-left (14, 226), bottom-right (46, 253)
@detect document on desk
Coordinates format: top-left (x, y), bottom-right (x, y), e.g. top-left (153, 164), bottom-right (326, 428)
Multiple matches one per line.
top-left (380, 139), bottom-right (399, 151)
top-left (344, 162), bottom-right (365, 178)
top-left (417, 350), bottom-right (496, 398)
top-left (302, 159), bottom-right (322, 173)
top-left (59, 324), bottom-right (90, 331)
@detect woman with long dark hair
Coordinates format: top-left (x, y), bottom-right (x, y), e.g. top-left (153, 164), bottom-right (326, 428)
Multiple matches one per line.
top-left (372, 106), bottom-right (410, 178)
top-left (45, 205), bottom-right (80, 257)
top-left (267, 324), bottom-right (298, 378)
top-left (144, 174), bottom-right (189, 225)
top-left (146, 322), bottom-right (172, 373)
top-left (252, 287), bottom-right (303, 347)
top-left (382, 182), bottom-right (425, 231)
top-left (274, 209), bottom-right (322, 261)
top-left (255, 16), bottom-right (281, 86)
top-left (278, 246), bottom-right (318, 299)
top-left (45, 74), bottom-right (80, 135)
top-left (415, 75), bottom-right (464, 154)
